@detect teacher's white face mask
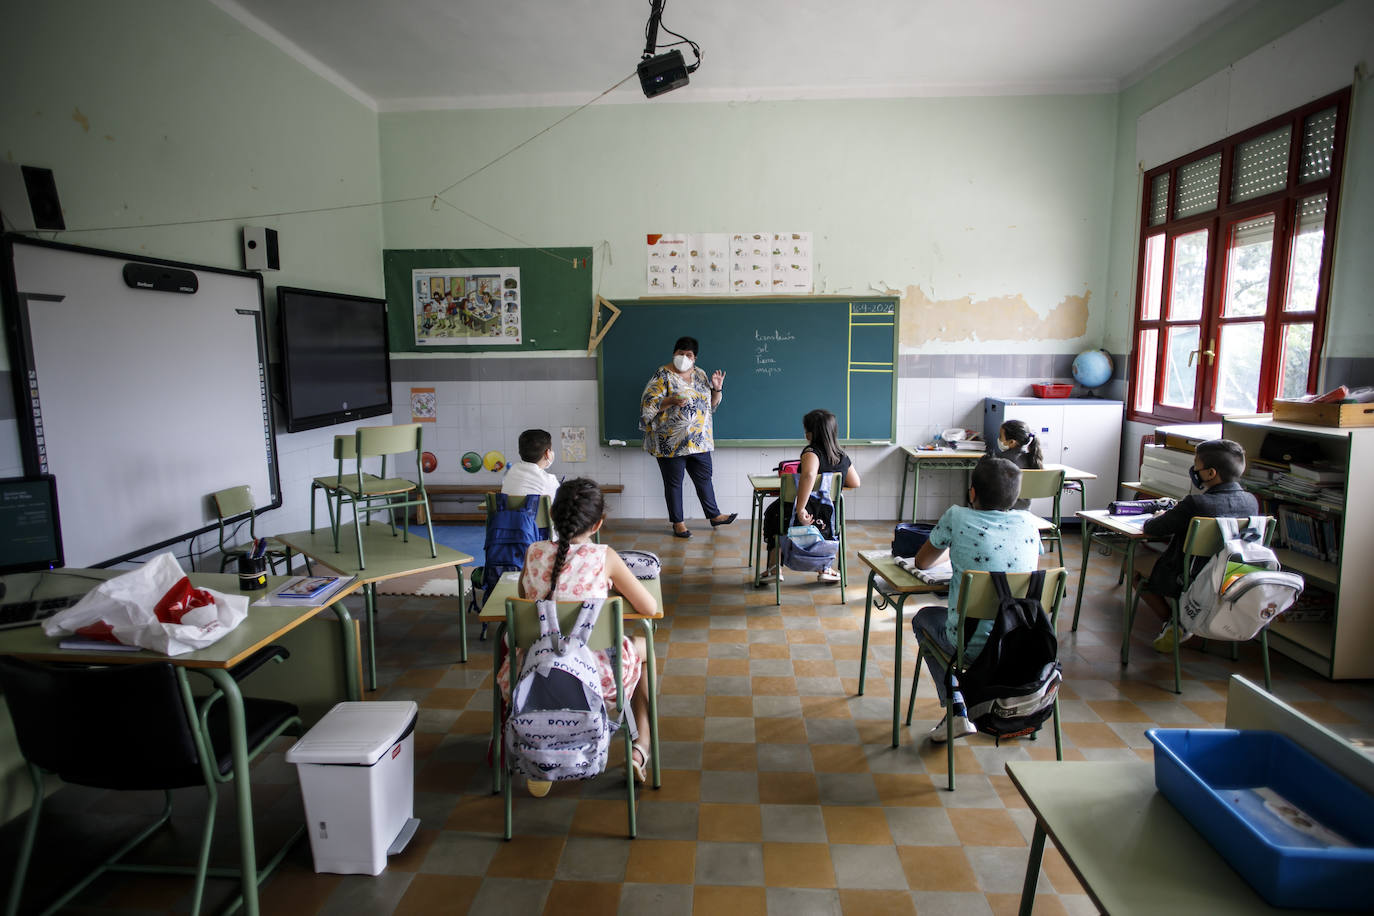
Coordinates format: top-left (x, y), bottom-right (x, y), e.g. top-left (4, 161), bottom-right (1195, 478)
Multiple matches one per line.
top-left (673, 354), bottom-right (694, 372)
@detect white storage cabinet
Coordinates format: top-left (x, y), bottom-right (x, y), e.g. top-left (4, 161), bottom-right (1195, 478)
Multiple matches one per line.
top-left (984, 398), bottom-right (1124, 516)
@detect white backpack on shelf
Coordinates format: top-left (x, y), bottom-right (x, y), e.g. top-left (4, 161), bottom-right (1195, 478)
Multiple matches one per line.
top-left (1177, 516), bottom-right (1305, 641)
top-left (504, 597), bottom-right (625, 783)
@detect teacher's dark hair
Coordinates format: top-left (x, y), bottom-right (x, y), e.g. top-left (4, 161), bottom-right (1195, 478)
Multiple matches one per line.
top-left (673, 336), bottom-right (699, 357)
top-left (803, 409), bottom-right (843, 468)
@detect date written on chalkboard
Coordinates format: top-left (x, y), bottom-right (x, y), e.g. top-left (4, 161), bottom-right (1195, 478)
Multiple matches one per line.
top-left (852, 302), bottom-right (895, 314)
top-left (753, 328), bottom-right (796, 377)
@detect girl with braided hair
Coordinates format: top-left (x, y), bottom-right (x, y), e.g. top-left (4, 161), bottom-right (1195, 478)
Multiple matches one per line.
top-left (497, 478), bottom-right (659, 785)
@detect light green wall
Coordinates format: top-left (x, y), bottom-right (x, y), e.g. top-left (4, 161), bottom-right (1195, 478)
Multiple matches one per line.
top-left (380, 94), bottom-right (1118, 352)
top-left (1101, 0), bottom-right (1370, 359)
top-left (0, 0), bottom-right (384, 372)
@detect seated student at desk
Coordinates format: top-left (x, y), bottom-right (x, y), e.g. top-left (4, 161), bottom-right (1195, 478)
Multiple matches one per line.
top-left (501, 428), bottom-right (560, 503)
top-left (1135, 438), bottom-right (1258, 653)
top-left (760, 409), bottom-right (861, 585)
top-left (496, 478), bottom-right (659, 790)
top-left (911, 456), bottom-right (1042, 742)
top-left (988, 419), bottom-right (1043, 510)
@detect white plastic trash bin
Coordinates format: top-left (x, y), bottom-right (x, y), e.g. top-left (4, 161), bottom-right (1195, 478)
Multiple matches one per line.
top-left (286, 701), bottom-right (420, 875)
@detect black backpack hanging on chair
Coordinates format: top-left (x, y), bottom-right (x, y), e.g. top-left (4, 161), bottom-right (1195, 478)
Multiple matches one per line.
top-left (956, 570), bottom-right (1062, 740)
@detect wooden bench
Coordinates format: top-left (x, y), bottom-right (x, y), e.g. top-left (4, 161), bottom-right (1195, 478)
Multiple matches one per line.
top-left (416, 483), bottom-right (624, 524)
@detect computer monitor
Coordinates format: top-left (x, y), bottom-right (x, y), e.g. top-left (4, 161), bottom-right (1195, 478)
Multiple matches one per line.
top-left (0, 475), bottom-right (64, 575)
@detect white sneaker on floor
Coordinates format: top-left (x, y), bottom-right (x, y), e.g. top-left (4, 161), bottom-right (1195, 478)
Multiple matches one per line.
top-left (758, 567), bottom-right (780, 586)
top-left (929, 714), bottom-right (977, 744)
top-left (816, 568), bottom-right (840, 584)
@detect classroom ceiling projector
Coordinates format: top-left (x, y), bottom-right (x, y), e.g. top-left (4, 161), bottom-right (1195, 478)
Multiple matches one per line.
top-left (637, 0), bottom-right (701, 98)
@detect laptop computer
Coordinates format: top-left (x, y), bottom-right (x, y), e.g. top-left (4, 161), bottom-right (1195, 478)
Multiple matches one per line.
top-left (0, 474), bottom-right (83, 630)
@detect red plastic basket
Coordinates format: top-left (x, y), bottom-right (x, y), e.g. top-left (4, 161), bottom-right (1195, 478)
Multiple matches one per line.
top-left (1032, 383), bottom-right (1073, 398)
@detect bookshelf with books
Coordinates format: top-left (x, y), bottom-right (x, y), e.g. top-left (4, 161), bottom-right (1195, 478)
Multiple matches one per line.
top-left (1223, 415), bottom-right (1373, 679)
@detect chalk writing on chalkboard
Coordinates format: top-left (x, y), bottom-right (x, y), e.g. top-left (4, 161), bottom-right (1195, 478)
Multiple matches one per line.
top-left (852, 302), bottom-right (896, 314)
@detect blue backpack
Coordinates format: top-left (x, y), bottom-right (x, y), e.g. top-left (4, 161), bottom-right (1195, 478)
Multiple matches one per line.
top-left (478, 494), bottom-right (545, 611)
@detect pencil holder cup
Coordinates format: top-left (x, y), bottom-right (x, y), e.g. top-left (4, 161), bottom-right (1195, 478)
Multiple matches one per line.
top-left (237, 555), bottom-right (268, 591)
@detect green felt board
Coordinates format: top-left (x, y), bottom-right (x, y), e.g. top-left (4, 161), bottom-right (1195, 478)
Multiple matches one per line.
top-left (598, 297), bottom-right (898, 445)
top-left (382, 247), bottom-right (592, 351)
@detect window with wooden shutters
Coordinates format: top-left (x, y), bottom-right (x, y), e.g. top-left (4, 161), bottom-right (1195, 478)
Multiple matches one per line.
top-left (1129, 89), bottom-right (1348, 423)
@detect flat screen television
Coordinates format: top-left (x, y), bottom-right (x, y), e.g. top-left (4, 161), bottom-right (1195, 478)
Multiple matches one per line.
top-left (278, 286), bottom-right (392, 433)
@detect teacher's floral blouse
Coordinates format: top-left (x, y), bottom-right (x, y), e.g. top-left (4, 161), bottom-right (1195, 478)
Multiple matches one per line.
top-left (639, 365), bottom-right (717, 458)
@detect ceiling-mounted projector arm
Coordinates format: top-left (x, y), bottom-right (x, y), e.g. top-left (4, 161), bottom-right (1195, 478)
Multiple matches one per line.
top-left (642, 0), bottom-right (665, 59)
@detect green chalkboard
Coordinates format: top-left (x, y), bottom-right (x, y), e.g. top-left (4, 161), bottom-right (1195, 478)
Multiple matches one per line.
top-left (598, 297), bottom-right (898, 445)
top-left (382, 247), bottom-right (592, 352)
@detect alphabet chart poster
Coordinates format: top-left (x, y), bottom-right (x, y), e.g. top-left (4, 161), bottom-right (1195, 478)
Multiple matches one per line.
top-left (647, 232), bottom-right (810, 295)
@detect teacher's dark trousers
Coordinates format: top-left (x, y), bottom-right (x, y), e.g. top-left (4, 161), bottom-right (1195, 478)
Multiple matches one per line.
top-left (656, 452), bottom-right (721, 524)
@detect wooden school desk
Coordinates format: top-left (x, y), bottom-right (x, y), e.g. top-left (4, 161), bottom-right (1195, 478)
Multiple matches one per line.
top-left (479, 571), bottom-right (664, 790)
top-left (275, 524), bottom-right (474, 691)
top-left (1072, 509), bottom-right (1156, 663)
top-left (855, 550), bottom-right (946, 747)
top-left (747, 474), bottom-right (781, 583)
top-left (897, 448), bottom-right (1098, 522)
top-left (0, 571), bottom-right (364, 916)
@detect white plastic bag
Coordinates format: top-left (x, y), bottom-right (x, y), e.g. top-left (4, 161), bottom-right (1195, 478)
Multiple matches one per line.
top-left (43, 553), bottom-right (248, 655)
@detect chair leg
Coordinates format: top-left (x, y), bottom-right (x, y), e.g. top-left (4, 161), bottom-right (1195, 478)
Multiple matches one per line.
top-left (905, 652), bottom-right (919, 726)
top-left (353, 501), bottom-right (367, 569)
top-left (1052, 698), bottom-right (1063, 761)
top-left (1260, 629), bottom-right (1272, 692)
top-left (503, 759), bottom-right (514, 841)
top-left (946, 702), bottom-right (956, 791)
top-left (857, 573), bottom-right (875, 696)
top-left (1170, 601), bottom-right (1183, 695)
top-left (189, 787), bottom-right (216, 916)
top-left (5, 764), bottom-right (44, 916)
top-left (422, 494), bottom-right (437, 559)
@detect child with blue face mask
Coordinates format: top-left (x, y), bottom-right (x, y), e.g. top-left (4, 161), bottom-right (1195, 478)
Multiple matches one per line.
top-left (1135, 438), bottom-right (1258, 652)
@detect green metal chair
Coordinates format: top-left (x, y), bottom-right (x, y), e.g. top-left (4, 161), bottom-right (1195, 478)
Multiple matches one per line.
top-left (309, 433), bottom-right (382, 539)
top-left (0, 648), bottom-right (302, 916)
top-left (212, 484), bottom-right (294, 574)
top-left (774, 471), bottom-right (847, 606)
top-left (334, 423), bottom-right (437, 569)
top-left (907, 567), bottom-right (1068, 790)
top-left (1017, 468), bottom-right (1066, 569)
top-left (498, 597), bottom-right (644, 840)
top-left (1125, 516), bottom-right (1277, 694)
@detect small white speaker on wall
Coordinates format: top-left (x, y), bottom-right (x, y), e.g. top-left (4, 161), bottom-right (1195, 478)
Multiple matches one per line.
top-left (242, 226), bottom-right (280, 271)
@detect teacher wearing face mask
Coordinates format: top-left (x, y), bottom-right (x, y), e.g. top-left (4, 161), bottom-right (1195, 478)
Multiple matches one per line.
top-left (639, 335), bottom-right (737, 539)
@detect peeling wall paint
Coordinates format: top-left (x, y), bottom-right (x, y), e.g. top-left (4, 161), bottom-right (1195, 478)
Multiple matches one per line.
top-left (894, 284), bottom-right (1089, 347)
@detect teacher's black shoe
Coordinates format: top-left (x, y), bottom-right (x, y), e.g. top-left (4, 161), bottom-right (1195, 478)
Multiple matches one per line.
top-left (709, 512), bottom-right (738, 528)
top-left (672, 526), bottom-right (692, 539)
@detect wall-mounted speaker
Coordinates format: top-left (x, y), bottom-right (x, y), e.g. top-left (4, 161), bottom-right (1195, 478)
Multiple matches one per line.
top-left (0, 163), bottom-right (65, 231)
top-left (242, 226), bottom-right (280, 271)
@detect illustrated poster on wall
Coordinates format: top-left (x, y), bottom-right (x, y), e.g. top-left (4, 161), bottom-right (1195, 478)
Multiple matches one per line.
top-left (560, 426), bottom-right (587, 463)
top-left (648, 233), bottom-right (811, 296)
top-left (410, 387), bottom-right (436, 423)
top-left (412, 267), bottom-right (521, 345)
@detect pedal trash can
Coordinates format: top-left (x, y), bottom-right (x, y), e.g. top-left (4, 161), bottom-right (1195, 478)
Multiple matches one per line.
top-left (286, 701), bottom-right (421, 875)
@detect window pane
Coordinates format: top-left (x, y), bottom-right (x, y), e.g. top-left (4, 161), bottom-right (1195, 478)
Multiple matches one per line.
top-left (1278, 324), bottom-right (1313, 400)
top-left (1141, 233), bottom-right (1165, 320)
top-left (1168, 229), bottom-right (1208, 321)
top-left (1214, 323), bottom-right (1263, 414)
top-left (1223, 215), bottom-right (1275, 318)
top-left (1134, 329), bottom-right (1158, 414)
top-left (1174, 153), bottom-right (1221, 218)
top-left (1285, 194), bottom-right (1327, 313)
top-left (1149, 174), bottom-right (1169, 227)
top-left (1300, 106), bottom-right (1337, 183)
top-left (1162, 325), bottom-right (1200, 408)
top-left (1231, 126), bottom-right (1291, 203)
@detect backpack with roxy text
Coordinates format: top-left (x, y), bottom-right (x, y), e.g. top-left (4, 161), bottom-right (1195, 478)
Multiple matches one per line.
top-left (954, 570), bottom-right (1062, 740)
top-left (1177, 516), bottom-right (1304, 641)
top-left (503, 597), bottom-right (624, 782)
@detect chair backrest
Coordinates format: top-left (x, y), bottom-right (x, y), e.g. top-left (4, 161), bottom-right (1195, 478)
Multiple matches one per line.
top-left (504, 596), bottom-right (623, 653)
top-left (484, 492), bottom-right (552, 529)
top-left (333, 433), bottom-right (360, 461)
top-left (356, 423), bottom-right (423, 461)
top-left (212, 484), bottom-right (258, 544)
top-left (779, 471), bottom-right (842, 517)
top-left (0, 656), bottom-right (205, 790)
top-left (1181, 516), bottom-right (1276, 559)
top-left (1016, 468), bottom-right (1065, 502)
top-left (955, 568), bottom-right (1068, 625)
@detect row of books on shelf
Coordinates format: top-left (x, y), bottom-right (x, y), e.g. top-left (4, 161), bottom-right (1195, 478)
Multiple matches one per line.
top-left (1243, 466), bottom-right (1344, 512)
top-left (1274, 504), bottom-right (1341, 564)
top-left (1277, 587), bottom-right (1334, 624)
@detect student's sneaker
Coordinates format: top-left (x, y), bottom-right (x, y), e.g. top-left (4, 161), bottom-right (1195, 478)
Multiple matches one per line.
top-left (816, 567), bottom-right (841, 584)
top-left (1152, 622), bottom-right (1190, 653)
top-left (929, 714), bottom-right (977, 743)
top-left (758, 566), bottom-right (781, 586)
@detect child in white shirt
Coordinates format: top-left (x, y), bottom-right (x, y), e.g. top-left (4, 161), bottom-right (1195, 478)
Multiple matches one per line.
top-left (501, 428), bottom-right (559, 502)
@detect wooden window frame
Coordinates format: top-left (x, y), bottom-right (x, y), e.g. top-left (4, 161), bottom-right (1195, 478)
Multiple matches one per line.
top-left (1128, 88), bottom-right (1349, 424)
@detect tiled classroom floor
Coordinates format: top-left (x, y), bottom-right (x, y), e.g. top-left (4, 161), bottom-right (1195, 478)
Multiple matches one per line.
top-left (6, 520), bottom-right (1374, 915)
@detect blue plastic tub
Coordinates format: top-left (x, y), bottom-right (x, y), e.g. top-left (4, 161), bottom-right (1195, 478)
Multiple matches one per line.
top-left (1146, 728), bottom-right (1374, 910)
